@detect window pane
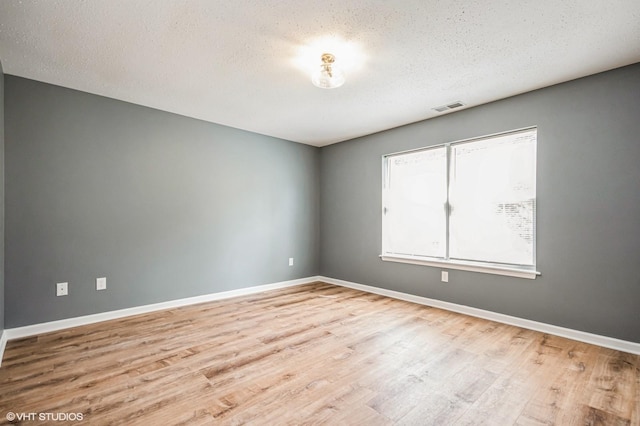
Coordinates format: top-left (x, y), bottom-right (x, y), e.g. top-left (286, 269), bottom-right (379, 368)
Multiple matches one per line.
top-left (383, 147), bottom-right (447, 258)
top-left (449, 130), bottom-right (536, 265)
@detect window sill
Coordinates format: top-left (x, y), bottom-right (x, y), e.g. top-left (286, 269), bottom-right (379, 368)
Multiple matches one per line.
top-left (380, 254), bottom-right (540, 279)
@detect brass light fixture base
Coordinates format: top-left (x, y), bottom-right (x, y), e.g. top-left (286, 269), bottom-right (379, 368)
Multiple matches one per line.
top-left (321, 53), bottom-right (336, 64)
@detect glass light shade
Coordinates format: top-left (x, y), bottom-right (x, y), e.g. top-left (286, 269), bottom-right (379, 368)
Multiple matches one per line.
top-left (311, 57), bottom-right (345, 89)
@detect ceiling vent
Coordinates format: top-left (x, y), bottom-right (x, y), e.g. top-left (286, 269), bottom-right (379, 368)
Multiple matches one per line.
top-left (433, 101), bottom-right (465, 113)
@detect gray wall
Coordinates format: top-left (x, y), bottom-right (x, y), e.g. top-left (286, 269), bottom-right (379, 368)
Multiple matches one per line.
top-left (320, 63), bottom-right (640, 343)
top-left (5, 76), bottom-right (319, 327)
top-left (4, 64), bottom-right (639, 344)
top-left (0, 60), bottom-right (4, 334)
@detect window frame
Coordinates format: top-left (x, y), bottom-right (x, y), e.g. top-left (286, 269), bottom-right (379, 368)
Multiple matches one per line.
top-left (381, 127), bottom-right (540, 279)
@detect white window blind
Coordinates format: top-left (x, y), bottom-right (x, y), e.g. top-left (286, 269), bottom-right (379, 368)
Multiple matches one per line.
top-left (382, 128), bottom-right (537, 273)
top-left (383, 147), bottom-right (447, 258)
top-left (449, 131), bottom-right (536, 266)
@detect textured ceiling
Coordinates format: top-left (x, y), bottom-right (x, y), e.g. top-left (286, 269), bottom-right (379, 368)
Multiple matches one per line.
top-left (0, 1), bottom-right (639, 146)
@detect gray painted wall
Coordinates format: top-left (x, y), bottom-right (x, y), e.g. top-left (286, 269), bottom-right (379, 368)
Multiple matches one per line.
top-left (0, 60), bottom-right (4, 334)
top-left (320, 63), bottom-right (640, 343)
top-left (5, 76), bottom-right (319, 327)
top-left (3, 64), bottom-right (639, 344)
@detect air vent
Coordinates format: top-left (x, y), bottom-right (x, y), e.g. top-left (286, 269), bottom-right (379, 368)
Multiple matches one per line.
top-left (433, 101), bottom-right (465, 113)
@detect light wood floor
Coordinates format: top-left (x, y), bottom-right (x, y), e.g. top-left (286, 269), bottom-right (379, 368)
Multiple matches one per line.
top-left (1, 282), bottom-right (638, 425)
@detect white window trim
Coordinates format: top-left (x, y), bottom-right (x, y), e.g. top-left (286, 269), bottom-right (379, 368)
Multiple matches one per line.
top-left (380, 254), bottom-right (540, 279)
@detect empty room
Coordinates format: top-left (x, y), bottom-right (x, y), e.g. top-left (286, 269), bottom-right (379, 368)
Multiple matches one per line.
top-left (0, 1), bottom-right (639, 424)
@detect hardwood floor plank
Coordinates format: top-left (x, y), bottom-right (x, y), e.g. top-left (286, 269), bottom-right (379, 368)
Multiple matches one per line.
top-left (1, 282), bottom-right (638, 425)
top-left (516, 340), bottom-right (595, 424)
top-left (587, 350), bottom-right (637, 421)
top-left (454, 338), bottom-right (555, 425)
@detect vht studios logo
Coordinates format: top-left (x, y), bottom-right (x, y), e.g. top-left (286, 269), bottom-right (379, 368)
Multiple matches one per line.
top-left (6, 412), bottom-right (84, 422)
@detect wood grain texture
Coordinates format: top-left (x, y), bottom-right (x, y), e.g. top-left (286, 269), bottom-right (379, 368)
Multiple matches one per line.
top-left (0, 282), bottom-right (638, 425)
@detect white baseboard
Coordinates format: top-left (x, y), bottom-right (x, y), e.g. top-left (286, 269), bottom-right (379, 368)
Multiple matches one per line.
top-left (2, 274), bottom-right (638, 367)
top-left (320, 276), bottom-right (640, 355)
top-left (0, 331), bottom-right (7, 368)
top-left (0, 276), bottom-right (321, 366)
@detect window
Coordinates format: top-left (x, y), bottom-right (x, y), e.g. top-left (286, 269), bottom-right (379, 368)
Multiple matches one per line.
top-left (382, 128), bottom-right (538, 279)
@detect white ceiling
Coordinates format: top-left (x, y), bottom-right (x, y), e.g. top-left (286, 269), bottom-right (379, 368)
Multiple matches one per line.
top-left (0, 1), bottom-right (639, 146)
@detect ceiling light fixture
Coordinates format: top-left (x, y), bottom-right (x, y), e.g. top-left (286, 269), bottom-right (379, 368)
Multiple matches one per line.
top-left (311, 53), bottom-right (345, 89)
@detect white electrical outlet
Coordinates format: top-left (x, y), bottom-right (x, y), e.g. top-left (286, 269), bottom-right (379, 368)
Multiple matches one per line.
top-left (289, 257), bottom-right (294, 266)
top-left (56, 282), bottom-right (68, 296)
top-left (96, 277), bottom-right (107, 291)
top-left (441, 271), bottom-right (449, 283)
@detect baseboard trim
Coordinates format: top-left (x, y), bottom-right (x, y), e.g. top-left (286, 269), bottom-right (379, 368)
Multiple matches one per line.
top-left (3, 274), bottom-right (638, 366)
top-left (1, 276), bottom-right (321, 348)
top-left (0, 331), bottom-right (8, 368)
top-left (320, 276), bottom-right (640, 355)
